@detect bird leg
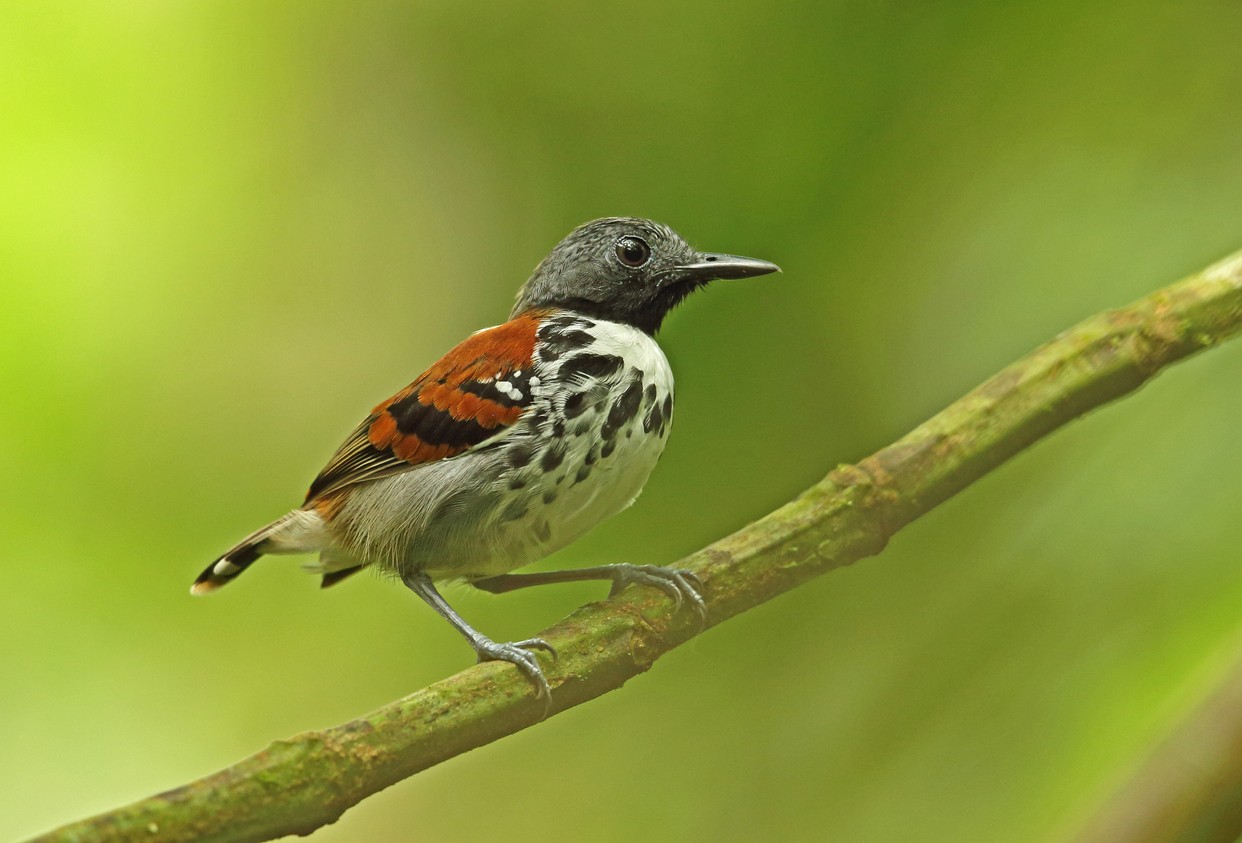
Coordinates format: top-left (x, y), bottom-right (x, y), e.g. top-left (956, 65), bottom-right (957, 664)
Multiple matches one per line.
top-left (472, 564), bottom-right (708, 625)
top-left (402, 572), bottom-right (557, 707)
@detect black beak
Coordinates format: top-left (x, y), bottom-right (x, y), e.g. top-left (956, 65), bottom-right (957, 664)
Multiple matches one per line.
top-left (676, 252), bottom-right (781, 282)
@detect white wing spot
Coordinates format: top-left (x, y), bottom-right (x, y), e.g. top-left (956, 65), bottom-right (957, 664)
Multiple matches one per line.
top-left (495, 380), bottom-right (525, 402)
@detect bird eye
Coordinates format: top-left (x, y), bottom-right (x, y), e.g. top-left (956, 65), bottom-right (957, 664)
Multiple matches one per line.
top-left (614, 236), bottom-right (652, 267)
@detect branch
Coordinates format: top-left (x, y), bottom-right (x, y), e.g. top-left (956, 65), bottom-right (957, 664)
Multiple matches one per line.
top-left (33, 249), bottom-right (1242, 843)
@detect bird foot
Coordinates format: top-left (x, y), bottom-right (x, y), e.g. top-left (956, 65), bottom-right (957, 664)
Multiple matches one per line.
top-left (606, 564), bottom-right (708, 626)
top-left (472, 636), bottom-right (557, 709)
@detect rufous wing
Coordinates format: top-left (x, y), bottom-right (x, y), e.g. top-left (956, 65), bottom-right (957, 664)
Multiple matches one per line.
top-left (304, 309), bottom-right (549, 503)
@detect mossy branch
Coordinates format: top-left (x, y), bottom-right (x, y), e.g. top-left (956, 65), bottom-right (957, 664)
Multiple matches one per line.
top-left (33, 249), bottom-right (1242, 843)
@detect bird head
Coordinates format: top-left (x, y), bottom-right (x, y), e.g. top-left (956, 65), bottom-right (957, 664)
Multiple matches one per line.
top-left (512, 217), bottom-right (779, 334)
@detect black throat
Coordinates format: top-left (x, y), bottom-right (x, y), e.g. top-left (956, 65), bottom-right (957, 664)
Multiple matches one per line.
top-left (551, 282), bottom-right (702, 336)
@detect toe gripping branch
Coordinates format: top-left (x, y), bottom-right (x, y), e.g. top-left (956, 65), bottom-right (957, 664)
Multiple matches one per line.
top-left (406, 563), bottom-right (709, 712)
top-left (403, 573), bottom-right (558, 709)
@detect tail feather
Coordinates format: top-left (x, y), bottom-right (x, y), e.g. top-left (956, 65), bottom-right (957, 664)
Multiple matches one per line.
top-left (192, 511), bottom-right (318, 595)
top-left (192, 524), bottom-right (278, 595)
top-left (320, 566), bottom-right (365, 589)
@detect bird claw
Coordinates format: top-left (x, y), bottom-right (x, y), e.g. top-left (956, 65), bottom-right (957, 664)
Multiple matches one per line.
top-left (473, 637), bottom-right (556, 709)
top-left (606, 564), bottom-right (708, 627)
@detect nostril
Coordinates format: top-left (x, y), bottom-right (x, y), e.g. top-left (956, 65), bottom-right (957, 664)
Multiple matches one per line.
top-left (704, 255), bottom-right (717, 262)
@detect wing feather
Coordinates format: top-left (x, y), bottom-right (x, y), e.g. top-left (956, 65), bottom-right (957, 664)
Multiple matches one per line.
top-left (304, 310), bottom-right (548, 503)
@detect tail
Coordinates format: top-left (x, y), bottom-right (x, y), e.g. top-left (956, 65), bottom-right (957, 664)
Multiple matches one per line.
top-left (191, 510), bottom-right (323, 595)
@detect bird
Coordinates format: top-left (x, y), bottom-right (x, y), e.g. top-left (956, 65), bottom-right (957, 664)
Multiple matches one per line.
top-left (192, 217), bottom-right (779, 703)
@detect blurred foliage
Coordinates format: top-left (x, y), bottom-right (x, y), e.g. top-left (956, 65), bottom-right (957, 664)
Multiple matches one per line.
top-left (3, 2), bottom-right (1242, 841)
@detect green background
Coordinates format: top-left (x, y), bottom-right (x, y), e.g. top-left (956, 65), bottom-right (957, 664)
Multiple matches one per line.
top-left (4, 3), bottom-right (1242, 840)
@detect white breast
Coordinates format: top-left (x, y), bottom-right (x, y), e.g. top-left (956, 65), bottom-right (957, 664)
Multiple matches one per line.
top-left (512, 317), bottom-right (675, 558)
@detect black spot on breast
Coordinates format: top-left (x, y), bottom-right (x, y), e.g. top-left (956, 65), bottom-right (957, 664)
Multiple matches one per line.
top-left (542, 489), bottom-right (558, 505)
top-left (507, 443), bottom-right (535, 469)
top-left (662, 394), bottom-right (673, 421)
top-left (564, 392), bottom-right (588, 418)
top-left (537, 318), bottom-right (596, 357)
top-left (643, 399), bottom-right (663, 433)
top-left (643, 383), bottom-right (657, 407)
top-left (543, 314), bottom-right (595, 332)
top-left (601, 376), bottom-right (644, 441)
top-left (573, 464), bottom-right (592, 485)
top-left (561, 353), bottom-right (624, 383)
top-left (554, 330), bottom-right (594, 348)
top-left (541, 442), bottom-right (566, 472)
top-left (564, 385), bottom-right (608, 419)
top-left (508, 476), bottom-right (526, 490)
top-left (601, 440), bottom-right (616, 459)
top-left (584, 444), bottom-right (599, 465)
